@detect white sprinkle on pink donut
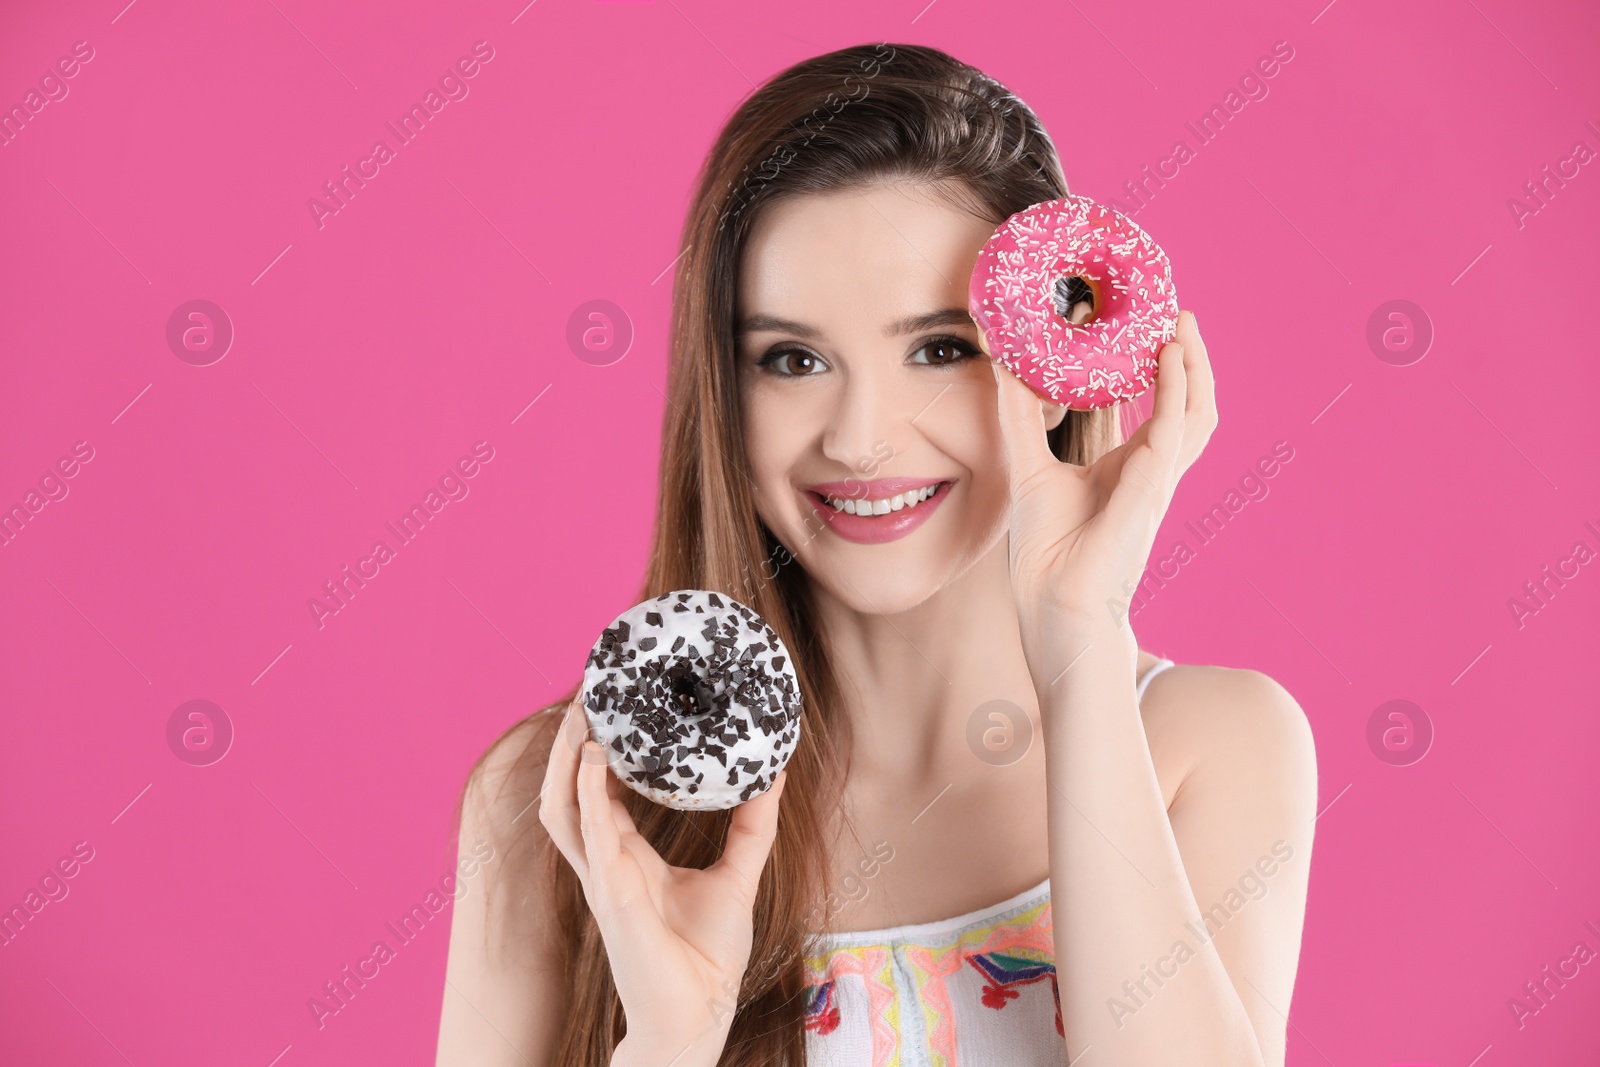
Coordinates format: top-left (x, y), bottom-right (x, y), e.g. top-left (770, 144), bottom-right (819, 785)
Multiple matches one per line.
top-left (968, 195), bottom-right (1179, 410)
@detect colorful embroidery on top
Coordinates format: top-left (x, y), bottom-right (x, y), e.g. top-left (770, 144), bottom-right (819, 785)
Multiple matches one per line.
top-left (805, 979), bottom-right (841, 1036)
top-left (803, 894), bottom-right (1060, 1066)
top-left (803, 943), bottom-right (903, 1066)
top-left (966, 951), bottom-right (1062, 1036)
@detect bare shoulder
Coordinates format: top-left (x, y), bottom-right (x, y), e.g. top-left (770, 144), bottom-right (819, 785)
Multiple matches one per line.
top-left (463, 706), bottom-right (564, 841)
top-left (1138, 662), bottom-right (1317, 816)
top-left (437, 704), bottom-right (571, 1067)
top-left (457, 704), bottom-right (571, 954)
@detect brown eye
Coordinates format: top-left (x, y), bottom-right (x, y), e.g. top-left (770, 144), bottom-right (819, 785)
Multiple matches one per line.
top-left (910, 336), bottom-right (978, 366)
top-left (758, 348), bottom-right (828, 376)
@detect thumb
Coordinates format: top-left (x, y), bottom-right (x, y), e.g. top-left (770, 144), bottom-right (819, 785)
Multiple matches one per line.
top-left (716, 770), bottom-right (787, 893)
top-left (991, 355), bottom-right (1059, 487)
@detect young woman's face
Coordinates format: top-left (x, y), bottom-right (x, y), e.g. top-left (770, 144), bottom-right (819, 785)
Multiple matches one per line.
top-left (735, 181), bottom-right (1064, 614)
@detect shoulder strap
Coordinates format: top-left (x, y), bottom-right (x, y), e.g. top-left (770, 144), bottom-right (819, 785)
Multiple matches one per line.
top-left (1136, 657), bottom-right (1177, 702)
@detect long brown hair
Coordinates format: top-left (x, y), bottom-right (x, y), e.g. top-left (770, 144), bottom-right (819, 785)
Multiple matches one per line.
top-left (461, 42), bottom-right (1125, 1065)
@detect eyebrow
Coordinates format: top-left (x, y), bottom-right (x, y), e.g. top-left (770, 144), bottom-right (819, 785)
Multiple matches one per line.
top-left (883, 307), bottom-right (977, 337)
top-left (735, 314), bottom-right (821, 340)
top-left (734, 307), bottom-right (975, 341)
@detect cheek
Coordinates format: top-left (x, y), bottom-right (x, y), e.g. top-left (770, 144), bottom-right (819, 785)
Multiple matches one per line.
top-left (924, 384), bottom-right (1009, 511)
top-left (917, 421), bottom-right (1012, 572)
top-left (740, 386), bottom-right (812, 528)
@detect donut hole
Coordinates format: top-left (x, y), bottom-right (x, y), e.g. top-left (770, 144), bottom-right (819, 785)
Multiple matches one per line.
top-left (1051, 275), bottom-right (1100, 326)
top-left (663, 663), bottom-right (715, 718)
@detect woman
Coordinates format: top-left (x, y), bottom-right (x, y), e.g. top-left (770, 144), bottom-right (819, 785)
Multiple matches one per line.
top-left (437, 42), bottom-right (1317, 1067)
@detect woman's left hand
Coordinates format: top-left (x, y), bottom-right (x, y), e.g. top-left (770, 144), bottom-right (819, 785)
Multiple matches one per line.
top-left (988, 309), bottom-right (1217, 685)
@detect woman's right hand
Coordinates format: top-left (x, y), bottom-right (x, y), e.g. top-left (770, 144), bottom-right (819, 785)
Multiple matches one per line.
top-left (540, 697), bottom-right (788, 1065)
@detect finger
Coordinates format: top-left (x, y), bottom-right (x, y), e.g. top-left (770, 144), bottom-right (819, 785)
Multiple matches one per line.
top-left (576, 739), bottom-right (624, 894)
top-left (579, 742), bottom-right (646, 921)
top-left (577, 743), bottom-right (676, 953)
top-left (1103, 343), bottom-right (1187, 532)
top-left (1173, 310), bottom-right (1212, 415)
top-left (714, 770), bottom-right (788, 893)
top-left (602, 750), bottom-right (624, 798)
top-left (596, 752), bottom-right (664, 876)
top-left (538, 699), bottom-right (589, 882)
top-left (602, 774), bottom-right (663, 873)
top-left (1143, 341), bottom-right (1188, 472)
top-left (580, 722), bottom-right (646, 839)
top-left (991, 359), bottom-right (1060, 487)
top-left (1087, 324), bottom-right (1195, 498)
top-left (1173, 309), bottom-right (1218, 469)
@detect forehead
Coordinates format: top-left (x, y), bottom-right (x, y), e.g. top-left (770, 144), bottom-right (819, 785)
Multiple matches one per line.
top-left (736, 183), bottom-right (995, 329)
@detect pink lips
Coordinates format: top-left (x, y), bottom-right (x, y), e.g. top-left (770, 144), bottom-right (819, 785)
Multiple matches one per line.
top-left (802, 477), bottom-right (953, 545)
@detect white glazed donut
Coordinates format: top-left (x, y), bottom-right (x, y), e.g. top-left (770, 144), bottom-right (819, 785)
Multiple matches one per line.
top-left (580, 590), bottom-right (804, 810)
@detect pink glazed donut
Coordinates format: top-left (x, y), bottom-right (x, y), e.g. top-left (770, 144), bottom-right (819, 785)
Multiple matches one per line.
top-left (968, 194), bottom-right (1179, 410)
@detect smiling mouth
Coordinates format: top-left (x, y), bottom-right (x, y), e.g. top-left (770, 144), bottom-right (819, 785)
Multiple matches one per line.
top-left (808, 481), bottom-right (952, 515)
top-left (800, 479), bottom-right (953, 545)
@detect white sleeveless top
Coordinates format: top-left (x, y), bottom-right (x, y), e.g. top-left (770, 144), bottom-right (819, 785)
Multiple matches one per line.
top-left (801, 658), bottom-right (1178, 1066)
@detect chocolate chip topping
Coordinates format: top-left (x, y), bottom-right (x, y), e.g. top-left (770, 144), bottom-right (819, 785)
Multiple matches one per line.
top-left (581, 590), bottom-right (804, 811)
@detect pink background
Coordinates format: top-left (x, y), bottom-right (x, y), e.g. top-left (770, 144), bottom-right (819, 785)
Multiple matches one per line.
top-left (3, 0), bottom-right (1597, 1063)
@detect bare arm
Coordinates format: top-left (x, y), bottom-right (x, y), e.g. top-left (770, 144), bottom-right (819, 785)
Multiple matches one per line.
top-left (1156, 666), bottom-right (1317, 1065)
top-left (441, 698), bottom-right (789, 1067)
top-left (989, 310), bottom-right (1315, 1062)
top-left (437, 712), bottom-right (568, 1067)
top-left (1043, 647), bottom-right (1316, 1064)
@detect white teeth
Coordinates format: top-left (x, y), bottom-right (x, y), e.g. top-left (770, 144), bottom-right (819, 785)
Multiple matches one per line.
top-left (821, 483), bottom-right (943, 515)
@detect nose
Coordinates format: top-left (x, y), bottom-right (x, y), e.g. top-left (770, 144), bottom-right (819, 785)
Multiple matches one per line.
top-left (820, 365), bottom-right (900, 480)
